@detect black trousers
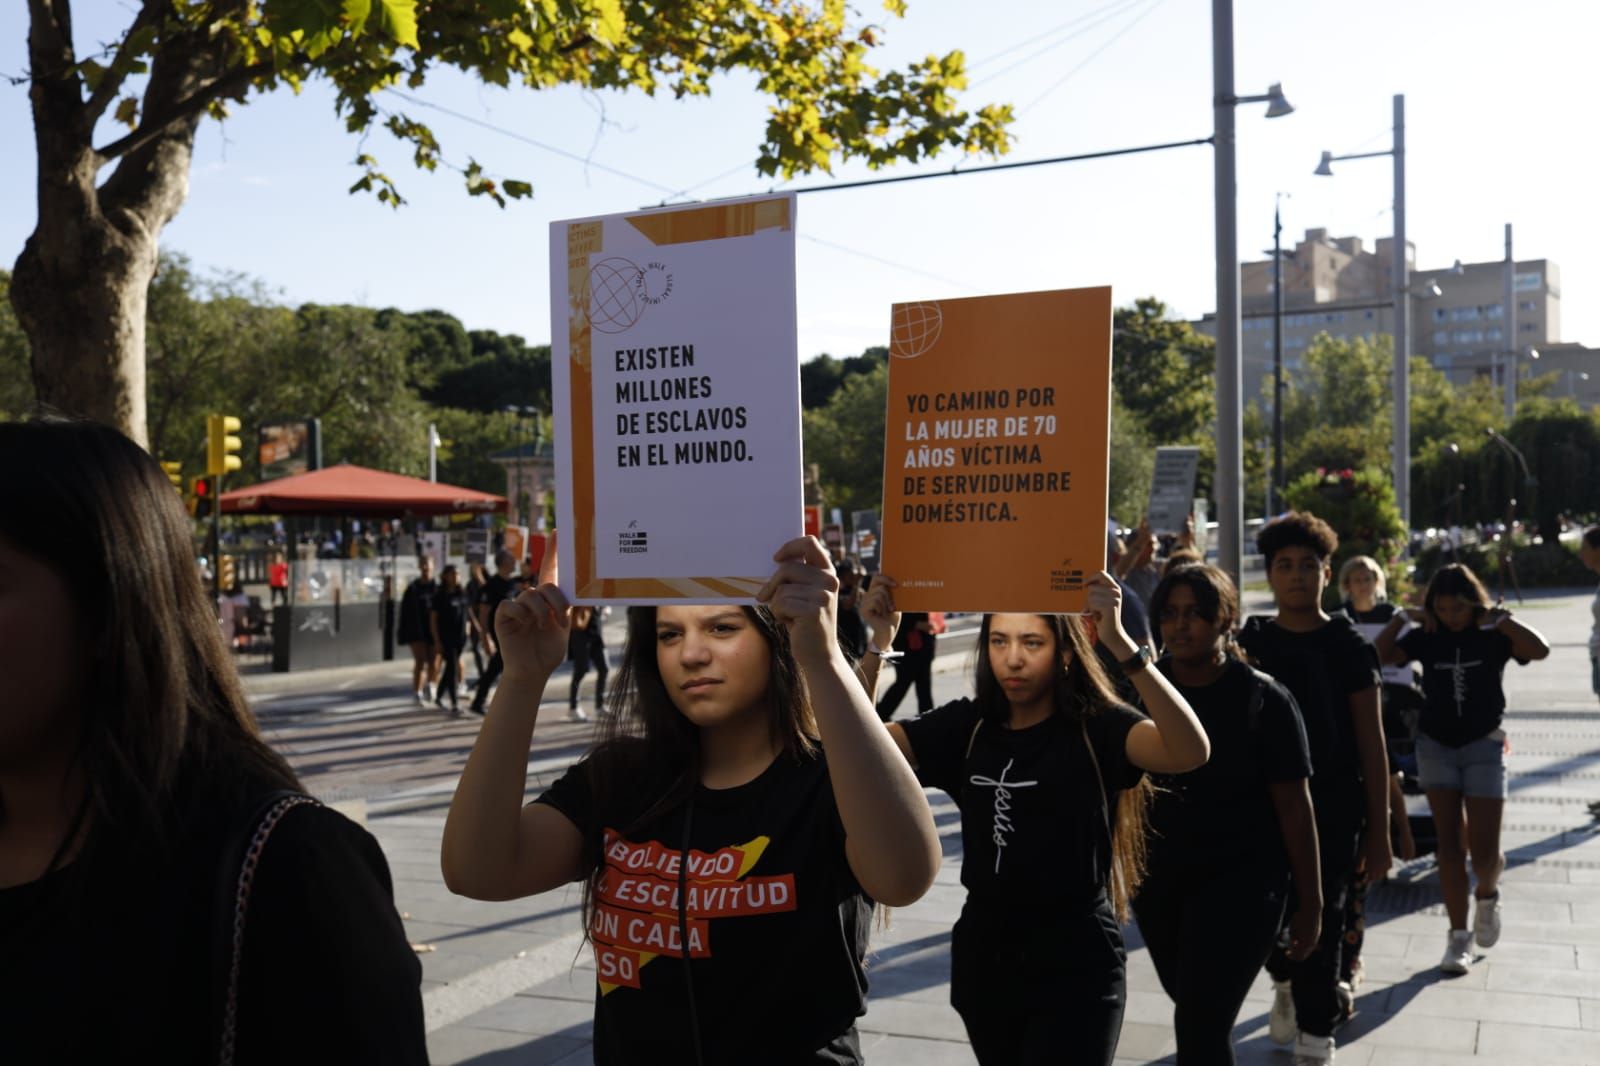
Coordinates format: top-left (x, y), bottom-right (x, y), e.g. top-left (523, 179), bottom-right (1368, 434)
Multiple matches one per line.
top-left (1264, 788), bottom-right (1365, 1038)
top-left (437, 640), bottom-right (464, 707)
top-left (952, 899), bottom-right (1126, 1066)
top-left (1134, 866), bottom-right (1288, 1065)
top-left (569, 638), bottom-right (608, 710)
top-left (877, 646), bottom-right (935, 720)
top-left (471, 649), bottom-right (503, 712)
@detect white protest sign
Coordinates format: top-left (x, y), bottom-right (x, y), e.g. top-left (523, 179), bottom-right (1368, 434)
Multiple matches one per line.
top-left (551, 194), bottom-right (802, 604)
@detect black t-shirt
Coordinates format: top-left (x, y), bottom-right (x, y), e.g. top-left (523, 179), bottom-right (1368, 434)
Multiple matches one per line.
top-left (1396, 626), bottom-right (1524, 747)
top-left (396, 576), bottom-right (437, 643)
top-left (0, 790), bottom-right (425, 1064)
top-left (900, 698), bottom-right (1146, 909)
top-left (475, 572), bottom-right (520, 641)
top-left (1145, 660), bottom-right (1311, 877)
top-left (892, 612), bottom-right (934, 656)
top-left (432, 586), bottom-right (470, 647)
top-left (1238, 615), bottom-right (1379, 805)
top-left (535, 748), bottom-right (871, 1066)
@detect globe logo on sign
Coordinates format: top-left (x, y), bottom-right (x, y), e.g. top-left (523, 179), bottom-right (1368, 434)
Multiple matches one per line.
top-left (891, 302), bottom-right (943, 358)
top-left (586, 257), bottom-right (646, 334)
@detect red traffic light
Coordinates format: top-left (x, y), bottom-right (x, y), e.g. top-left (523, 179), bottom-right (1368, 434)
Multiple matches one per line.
top-left (194, 477), bottom-right (211, 498)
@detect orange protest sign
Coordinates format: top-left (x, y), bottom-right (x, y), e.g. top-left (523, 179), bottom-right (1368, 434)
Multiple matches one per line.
top-left (879, 287), bottom-right (1112, 613)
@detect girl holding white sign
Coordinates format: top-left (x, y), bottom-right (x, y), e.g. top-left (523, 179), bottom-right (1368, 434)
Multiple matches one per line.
top-left (442, 535), bottom-right (940, 1065)
top-left (862, 574), bottom-right (1210, 1066)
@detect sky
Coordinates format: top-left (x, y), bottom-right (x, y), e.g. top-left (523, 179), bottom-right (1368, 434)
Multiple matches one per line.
top-left (3, 0), bottom-right (1598, 364)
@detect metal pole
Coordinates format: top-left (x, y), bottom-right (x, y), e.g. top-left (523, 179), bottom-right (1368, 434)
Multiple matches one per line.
top-left (1212, 0), bottom-right (1243, 585)
top-left (1272, 200), bottom-right (1285, 514)
top-left (428, 422), bottom-right (439, 482)
top-left (1504, 223), bottom-right (1517, 421)
top-left (1392, 93), bottom-right (1411, 531)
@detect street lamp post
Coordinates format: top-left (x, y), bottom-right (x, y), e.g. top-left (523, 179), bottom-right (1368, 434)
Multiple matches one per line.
top-left (1213, 0), bottom-right (1294, 585)
top-left (1314, 93), bottom-right (1410, 530)
top-left (504, 404), bottom-right (538, 528)
top-left (1271, 196), bottom-right (1286, 514)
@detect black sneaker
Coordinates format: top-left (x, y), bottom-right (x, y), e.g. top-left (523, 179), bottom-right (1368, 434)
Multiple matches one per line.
top-left (468, 703), bottom-right (486, 716)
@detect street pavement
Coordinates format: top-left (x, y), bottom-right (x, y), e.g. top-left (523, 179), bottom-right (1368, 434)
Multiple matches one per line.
top-left (247, 591), bottom-right (1600, 1065)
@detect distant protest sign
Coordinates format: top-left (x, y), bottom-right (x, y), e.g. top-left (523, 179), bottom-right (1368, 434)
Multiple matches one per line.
top-left (880, 287), bottom-right (1112, 613)
top-left (551, 193), bottom-right (802, 604)
top-left (1147, 447), bottom-right (1201, 535)
top-left (851, 510), bottom-right (880, 572)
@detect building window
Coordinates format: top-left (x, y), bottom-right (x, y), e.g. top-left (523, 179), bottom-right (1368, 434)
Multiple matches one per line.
top-left (1519, 299), bottom-right (1536, 312)
top-left (1365, 310), bottom-right (1375, 320)
top-left (1433, 354), bottom-right (1454, 369)
top-left (1514, 271), bottom-right (1542, 291)
top-left (1484, 303), bottom-right (1503, 319)
top-left (1453, 329), bottom-right (1484, 344)
top-left (1521, 322), bottom-right (1537, 332)
top-left (1432, 307), bottom-right (1448, 322)
top-left (1450, 306), bottom-right (1480, 322)
top-left (1485, 327), bottom-right (1503, 342)
top-left (1432, 330), bottom-right (1450, 345)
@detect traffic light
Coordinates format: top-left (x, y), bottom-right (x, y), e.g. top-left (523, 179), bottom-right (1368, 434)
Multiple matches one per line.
top-left (191, 476), bottom-right (213, 518)
top-left (207, 414), bottom-right (243, 477)
top-left (160, 460), bottom-right (182, 492)
top-left (219, 554), bottom-right (236, 591)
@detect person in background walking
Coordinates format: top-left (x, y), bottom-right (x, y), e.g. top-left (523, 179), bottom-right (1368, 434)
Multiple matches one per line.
top-left (834, 557), bottom-right (868, 662)
top-left (1375, 564), bottom-right (1549, 974)
top-left (565, 604), bottom-right (609, 722)
top-left (864, 573), bottom-right (1210, 1066)
top-left (398, 557), bottom-right (439, 705)
top-left (1137, 563), bottom-right (1321, 1066)
top-left (431, 564), bottom-right (471, 716)
top-left (876, 611), bottom-right (937, 720)
top-left (1583, 527), bottom-right (1600, 710)
top-left (1335, 555), bottom-right (1420, 1007)
top-left (466, 561), bottom-right (489, 684)
top-left (0, 419), bottom-right (426, 1064)
top-left (1238, 512), bottom-right (1390, 1066)
top-left (468, 550), bottom-right (521, 716)
top-left (268, 550), bottom-right (289, 606)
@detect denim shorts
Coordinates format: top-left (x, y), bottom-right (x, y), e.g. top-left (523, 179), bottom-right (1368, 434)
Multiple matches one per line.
top-left (1416, 731), bottom-right (1507, 799)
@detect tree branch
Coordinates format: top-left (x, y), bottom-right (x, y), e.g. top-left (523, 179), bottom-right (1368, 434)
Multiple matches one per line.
top-left (83, 0), bottom-right (169, 126)
top-left (94, 58), bottom-right (272, 161)
top-left (26, 0), bottom-right (82, 103)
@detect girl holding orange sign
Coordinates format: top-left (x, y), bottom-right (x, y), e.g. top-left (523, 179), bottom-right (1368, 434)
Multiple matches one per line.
top-left (863, 573), bottom-right (1210, 1066)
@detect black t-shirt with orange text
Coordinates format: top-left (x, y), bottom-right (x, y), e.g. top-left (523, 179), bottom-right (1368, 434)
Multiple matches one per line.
top-left (535, 748), bottom-right (870, 1066)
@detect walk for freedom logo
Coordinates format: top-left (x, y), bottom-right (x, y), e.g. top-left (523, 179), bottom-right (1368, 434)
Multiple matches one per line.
top-left (586, 257), bottom-right (675, 335)
top-left (618, 520), bottom-right (649, 555)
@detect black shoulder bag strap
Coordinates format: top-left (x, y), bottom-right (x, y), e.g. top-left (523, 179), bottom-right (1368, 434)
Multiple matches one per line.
top-left (211, 789), bottom-right (321, 1066)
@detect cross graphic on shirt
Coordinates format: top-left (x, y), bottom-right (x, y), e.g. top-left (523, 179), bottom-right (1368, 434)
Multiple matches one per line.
top-left (968, 758), bottom-right (1040, 875)
top-left (1431, 650), bottom-right (1483, 717)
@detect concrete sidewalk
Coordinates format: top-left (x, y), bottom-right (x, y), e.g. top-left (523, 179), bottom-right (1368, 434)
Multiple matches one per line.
top-left (259, 589), bottom-right (1600, 1065)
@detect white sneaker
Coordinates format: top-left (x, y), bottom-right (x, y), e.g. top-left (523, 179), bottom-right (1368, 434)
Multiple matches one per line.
top-left (1292, 1032), bottom-right (1335, 1065)
top-left (567, 707), bottom-right (589, 722)
top-left (423, 682), bottom-right (435, 702)
top-left (1473, 891), bottom-right (1502, 948)
top-left (1440, 929), bottom-right (1474, 974)
top-left (1268, 978), bottom-right (1297, 1045)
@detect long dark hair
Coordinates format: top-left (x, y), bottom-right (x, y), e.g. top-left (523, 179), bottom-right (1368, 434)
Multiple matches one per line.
top-left (1422, 563), bottom-right (1493, 626)
top-left (972, 613), bottom-right (1152, 921)
top-left (0, 418), bottom-right (299, 869)
top-left (579, 604), bottom-right (817, 938)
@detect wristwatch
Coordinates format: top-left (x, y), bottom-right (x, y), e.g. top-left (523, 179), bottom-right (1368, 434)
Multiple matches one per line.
top-left (1118, 645), bottom-right (1154, 676)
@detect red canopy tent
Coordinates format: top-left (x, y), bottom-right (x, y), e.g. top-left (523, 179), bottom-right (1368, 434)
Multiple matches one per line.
top-left (220, 464), bottom-right (507, 517)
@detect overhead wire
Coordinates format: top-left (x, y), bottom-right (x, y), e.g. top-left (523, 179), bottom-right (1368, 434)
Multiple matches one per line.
top-left (971, 0), bottom-right (1155, 89)
top-left (1017, 0), bottom-right (1168, 117)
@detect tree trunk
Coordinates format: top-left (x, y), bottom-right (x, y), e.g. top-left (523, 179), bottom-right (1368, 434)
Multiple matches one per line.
top-left (16, 2), bottom-right (227, 449)
top-left (12, 215), bottom-right (156, 448)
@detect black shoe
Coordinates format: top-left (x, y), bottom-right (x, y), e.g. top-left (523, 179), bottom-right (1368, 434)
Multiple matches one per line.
top-left (468, 704), bottom-right (486, 716)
